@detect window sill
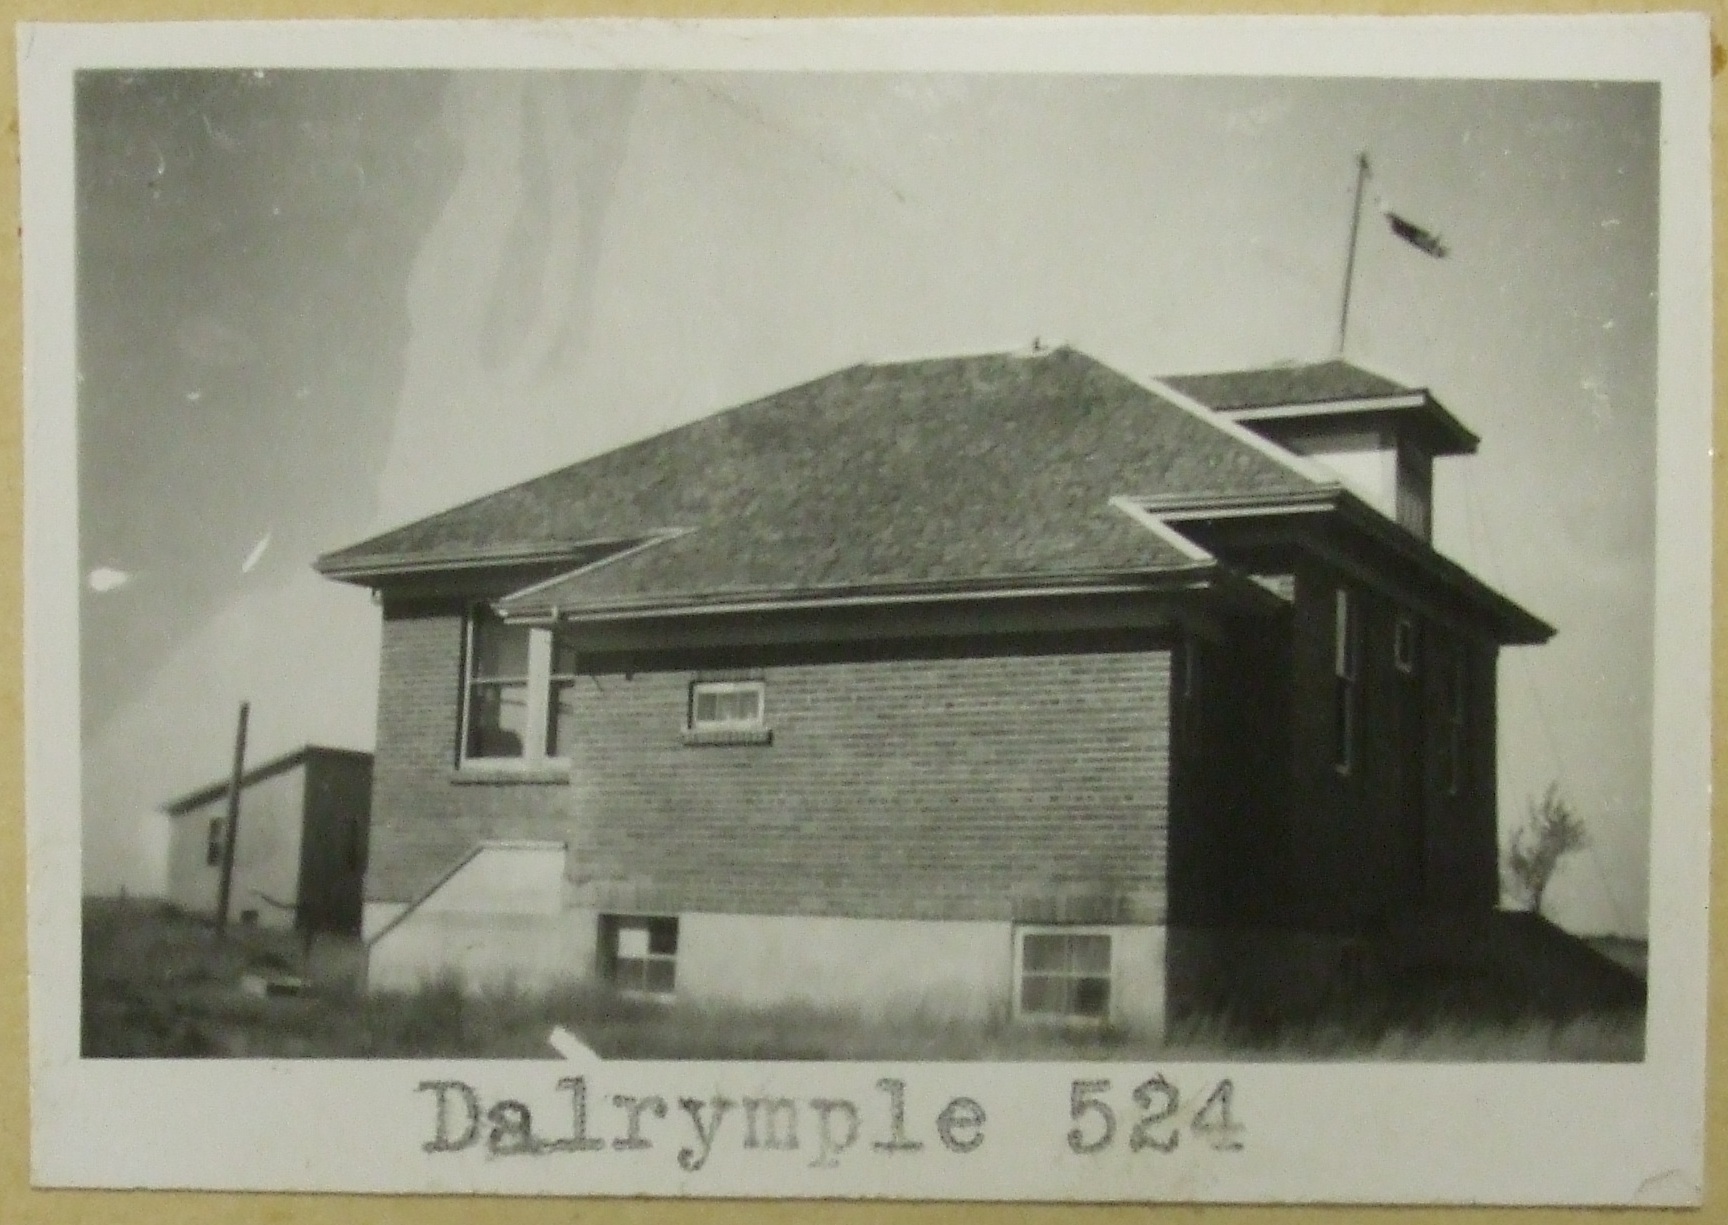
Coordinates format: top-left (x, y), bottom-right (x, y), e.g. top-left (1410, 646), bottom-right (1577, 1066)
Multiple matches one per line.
top-left (449, 765), bottom-right (571, 785)
top-left (609, 987), bottom-right (677, 1004)
top-left (681, 726), bottom-right (773, 747)
top-left (1017, 1012), bottom-right (1110, 1027)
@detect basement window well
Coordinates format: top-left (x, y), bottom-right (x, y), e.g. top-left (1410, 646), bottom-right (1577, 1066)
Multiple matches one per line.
top-left (1015, 928), bottom-right (1112, 1022)
top-left (600, 915), bottom-right (678, 996)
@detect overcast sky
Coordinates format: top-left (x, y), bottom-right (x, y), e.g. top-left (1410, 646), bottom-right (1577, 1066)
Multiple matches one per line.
top-left (76, 70), bottom-right (1659, 935)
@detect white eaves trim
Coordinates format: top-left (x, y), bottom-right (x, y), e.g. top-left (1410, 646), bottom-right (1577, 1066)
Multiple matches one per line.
top-left (498, 528), bottom-right (694, 606)
top-left (506, 575), bottom-right (1213, 627)
top-left (1223, 392), bottom-right (1428, 420)
top-left (1147, 491), bottom-right (1338, 522)
top-left (1107, 496), bottom-right (1216, 563)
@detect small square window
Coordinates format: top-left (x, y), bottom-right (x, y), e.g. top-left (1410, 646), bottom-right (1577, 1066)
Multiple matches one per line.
top-left (1394, 616), bottom-right (1417, 673)
top-left (600, 915), bottom-right (678, 997)
top-left (1015, 928), bottom-right (1113, 1022)
top-left (683, 680), bottom-right (771, 744)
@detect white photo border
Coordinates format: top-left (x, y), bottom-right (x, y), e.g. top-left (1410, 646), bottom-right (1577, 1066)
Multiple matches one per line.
top-left (21, 14), bottom-right (1712, 1204)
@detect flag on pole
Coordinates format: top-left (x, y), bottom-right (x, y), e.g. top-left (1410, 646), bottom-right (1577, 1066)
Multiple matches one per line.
top-left (1383, 209), bottom-right (1449, 259)
top-left (1337, 153), bottom-right (1451, 355)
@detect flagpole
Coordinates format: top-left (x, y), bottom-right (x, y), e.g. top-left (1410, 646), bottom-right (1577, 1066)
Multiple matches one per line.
top-left (1335, 151), bottom-right (1370, 357)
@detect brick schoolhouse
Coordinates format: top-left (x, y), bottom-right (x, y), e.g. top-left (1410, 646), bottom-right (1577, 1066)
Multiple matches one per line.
top-left (317, 347), bottom-right (1551, 1032)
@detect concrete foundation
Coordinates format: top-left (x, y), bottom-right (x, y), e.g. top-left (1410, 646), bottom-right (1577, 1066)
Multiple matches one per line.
top-left (362, 902), bottom-right (408, 941)
top-left (369, 909), bottom-right (597, 992)
top-left (677, 912), bottom-right (1015, 1022)
top-left (367, 851), bottom-right (1166, 1033)
top-left (368, 841), bottom-right (579, 991)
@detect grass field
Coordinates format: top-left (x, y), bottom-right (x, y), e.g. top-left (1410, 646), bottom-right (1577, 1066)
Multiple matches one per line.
top-left (82, 898), bottom-right (1644, 1061)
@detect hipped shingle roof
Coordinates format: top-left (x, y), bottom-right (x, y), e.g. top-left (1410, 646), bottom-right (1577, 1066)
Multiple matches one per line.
top-left (320, 348), bottom-right (1325, 614)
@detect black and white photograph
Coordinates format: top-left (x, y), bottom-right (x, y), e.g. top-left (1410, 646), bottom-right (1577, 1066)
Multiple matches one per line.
top-left (22, 15), bottom-right (1711, 1204)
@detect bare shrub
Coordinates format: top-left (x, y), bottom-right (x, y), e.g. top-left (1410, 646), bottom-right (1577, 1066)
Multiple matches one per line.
top-left (1504, 783), bottom-right (1590, 917)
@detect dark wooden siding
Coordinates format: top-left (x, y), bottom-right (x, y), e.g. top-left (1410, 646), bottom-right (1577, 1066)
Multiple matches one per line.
top-left (296, 749), bottom-right (373, 934)
top-left (1286, 564), bottom-right (1502, 930)
top-left (1167, 611), bottom-right (1293, 928)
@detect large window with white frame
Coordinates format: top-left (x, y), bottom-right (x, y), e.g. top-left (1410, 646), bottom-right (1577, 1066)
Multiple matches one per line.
top-left (461, 606), bottom-right (576, 767)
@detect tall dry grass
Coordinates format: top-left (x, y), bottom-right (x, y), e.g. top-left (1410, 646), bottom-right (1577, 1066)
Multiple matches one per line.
top-left (81, 898), bottom-right (1643, 1062)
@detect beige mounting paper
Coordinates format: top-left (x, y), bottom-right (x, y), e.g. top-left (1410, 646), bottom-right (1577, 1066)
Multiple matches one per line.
top-left (20, 14), bottom-right (1712, 1206)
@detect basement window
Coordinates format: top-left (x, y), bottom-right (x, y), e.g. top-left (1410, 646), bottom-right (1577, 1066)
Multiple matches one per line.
top-left (1015, 928), bottom-right (1112, 1022)
top-left (600, 915), bottom-right (678, 996)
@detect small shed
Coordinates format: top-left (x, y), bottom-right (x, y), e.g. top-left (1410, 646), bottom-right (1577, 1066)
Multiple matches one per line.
top-left (162, 746), bottom-right (372, 935)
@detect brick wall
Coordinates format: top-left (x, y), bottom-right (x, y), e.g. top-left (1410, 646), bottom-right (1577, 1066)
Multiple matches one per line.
top-left (369, 601), bottom-right (1171, 923)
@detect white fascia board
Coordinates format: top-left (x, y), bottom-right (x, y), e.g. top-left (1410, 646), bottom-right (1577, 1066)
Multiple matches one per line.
top-left (1107, 496), bottom-right (1217, 563)
top-left (1223, 393), bottom-right (1428, 420)
top-left (496, 529), bottom-right (693, 608)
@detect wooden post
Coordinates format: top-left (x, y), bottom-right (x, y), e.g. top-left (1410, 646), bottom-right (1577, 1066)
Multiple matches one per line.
top-left (214, 700), bottom-right (249, 939)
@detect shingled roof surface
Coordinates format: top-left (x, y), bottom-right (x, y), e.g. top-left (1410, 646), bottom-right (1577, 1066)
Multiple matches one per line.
top-left (1164, 359), bottom-right (1415, 412)
top-left (323, 348), bottom-right (1327, 612)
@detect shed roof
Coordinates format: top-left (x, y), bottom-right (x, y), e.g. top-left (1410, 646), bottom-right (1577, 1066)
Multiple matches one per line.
top-left (162, 745), bottom-right (372, 816)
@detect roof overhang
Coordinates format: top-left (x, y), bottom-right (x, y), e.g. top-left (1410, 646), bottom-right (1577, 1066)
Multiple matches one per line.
top-left (1125, 488), bottom-right (1554, 646)
top-left (1218, 392), bottom-right (1480, 457)
top-left (162, 745), bottom-right (322, 815)
top-left (313, 537), bottom-right (654, 597)
top-left (492, 564), bottom-right (1286, 657)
